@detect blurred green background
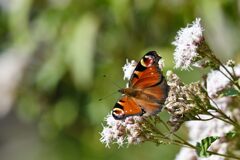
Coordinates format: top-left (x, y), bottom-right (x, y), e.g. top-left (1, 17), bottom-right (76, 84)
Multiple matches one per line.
top-left (0, 0), bottom-right (239, 160)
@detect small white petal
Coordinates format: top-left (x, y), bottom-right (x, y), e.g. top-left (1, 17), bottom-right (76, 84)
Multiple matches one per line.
top-left (100, 127), bottom-right (113, 147)
top-left (122, 59), bottom-right (137, 80)
top-left (127, 136), bottom-right (144, 145)
top-left (105, 114), bottom-right (120, 126)
top-left (116, 136), bottom-right (125, 147)
top-left (158, 58), bottom-right (165, 70)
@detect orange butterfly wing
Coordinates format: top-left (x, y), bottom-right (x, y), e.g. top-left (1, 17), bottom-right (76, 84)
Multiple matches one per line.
top-left (129, 50), bottom-right (169, 102)
top-left (112, 51), bottom-right (169, 119)
top-left (131, 66), bottom-right (162, 89)
top-left (112, 96), bottom-right (144, 120)
top-left (136, 79), bottom-right (169, 115)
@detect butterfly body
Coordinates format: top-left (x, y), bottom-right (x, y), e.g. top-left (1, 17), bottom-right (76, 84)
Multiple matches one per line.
top-left (112, 51), bottom-right (169, 120)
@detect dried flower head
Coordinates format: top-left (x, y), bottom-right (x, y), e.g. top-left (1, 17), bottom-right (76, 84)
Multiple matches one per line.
top-left (172, 18), bottom-right (204, 70)
top-left (226, 60), bottom-right (235, 68)
top-left (165, 71), bottom-right (210, 131)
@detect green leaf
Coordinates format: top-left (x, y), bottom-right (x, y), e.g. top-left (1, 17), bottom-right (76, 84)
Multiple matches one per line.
top-left (226, 131), bottom-right (238, 139)
top-left (196, 136), bottom-right (219, 157)
top-left (221, 87), bottom-right (240, 97)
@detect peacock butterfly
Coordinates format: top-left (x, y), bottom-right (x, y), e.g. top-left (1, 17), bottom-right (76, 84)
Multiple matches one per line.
top-left (112, 51), bottom-right (169, 120)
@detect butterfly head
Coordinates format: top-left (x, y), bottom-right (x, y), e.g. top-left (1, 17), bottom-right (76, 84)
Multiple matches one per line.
top-left (118, 88), bottom-right (124, 94)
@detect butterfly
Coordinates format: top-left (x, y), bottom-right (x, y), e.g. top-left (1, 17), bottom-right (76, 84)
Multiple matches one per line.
top-left (112, 51), bottom-right (169, 120)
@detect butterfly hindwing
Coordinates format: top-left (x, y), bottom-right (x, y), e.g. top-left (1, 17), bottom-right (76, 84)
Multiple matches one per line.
top-left (112, 96), bottom-right (143, 120)
top-left (143, 77), bottom-right (169, 103)
top-left (134, 99), bottom-right (161, 115)
top-left (140, 79), bottom-right (169, 114)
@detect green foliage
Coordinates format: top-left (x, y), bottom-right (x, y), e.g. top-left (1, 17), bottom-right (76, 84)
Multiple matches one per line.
top-left (221, 87), bottom-right (240, 97)
top-left (226, 130), bottom-right (238, 139)
top-left (196, 136), bottom-right (219, 157)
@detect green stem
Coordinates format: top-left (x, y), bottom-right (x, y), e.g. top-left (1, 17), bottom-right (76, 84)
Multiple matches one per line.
top-left (210, 54), bottom-right (240, 91)
top-left (198, 41), bottom-right (240, 90)
top-left (207, 94), bottom-right (240, 130)
top-left (156, 117), bottom-right (171, 132)
top-left (147, 116), bottom-right (240, 159)
top-left (143, 118), bottom-right (165, 136)
top-left (207, 111), bottom-right (236, 127)
top-left (150, 134), bottom-right (185, 147)
top-left (210, 107), bottom-right (240, 132)
top-left (207, 151), bottom-right (240, 160)
top-left (173, 134), bottom-right (240, 160)
top-left (203, 89), bottom-right (240, 131)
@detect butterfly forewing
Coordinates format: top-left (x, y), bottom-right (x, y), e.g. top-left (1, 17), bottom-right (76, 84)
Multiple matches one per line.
top-left (131, 66), bottom-right (162, 89)
top-left (129, 52), bottom-right (161, 88)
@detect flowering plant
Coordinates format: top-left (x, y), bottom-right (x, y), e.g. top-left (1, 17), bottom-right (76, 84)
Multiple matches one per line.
top-left (100, 18), bottom-right (240, 160)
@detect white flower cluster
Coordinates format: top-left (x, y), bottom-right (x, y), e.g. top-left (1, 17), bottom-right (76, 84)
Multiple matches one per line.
top-left (172, 18), bottom-right (203, 70)
top-left (100, 114), bottom-right (146, 148)
top-left (207, 65), bottom-right (240, 98)
top-left (122, 59), bottom-right (137, 80)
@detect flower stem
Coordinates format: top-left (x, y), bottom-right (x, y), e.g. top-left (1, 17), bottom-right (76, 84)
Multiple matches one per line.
top-left (198, 40), bottom-right (240, 90)
top-left (210, 106), bottom-right (240, 132)
top-left (148, 116), bottom-right (240, 159)
top-left (210, 53), bottom-right (240, 91)
top-left (174, 134), bottom-right (240, 160)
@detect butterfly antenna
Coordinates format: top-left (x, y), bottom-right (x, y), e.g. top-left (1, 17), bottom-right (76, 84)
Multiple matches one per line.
top-left (98, 91), bottom-right (118, 101)
top-left (102, 75), bottom-right (122, 89)
top-left (98, 75), bottom-right (122, 101)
